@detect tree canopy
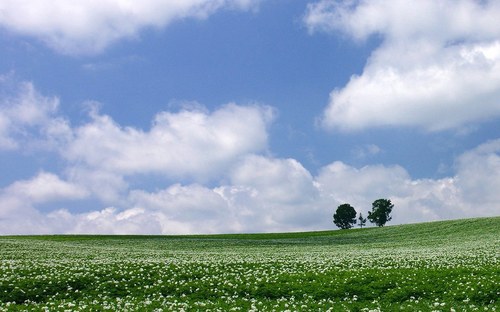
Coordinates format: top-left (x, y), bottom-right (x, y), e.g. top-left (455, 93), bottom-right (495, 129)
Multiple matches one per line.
top-left (367, 199), bottom-right (394, 227)
top-left (333, 204), bottom-right (357, 229)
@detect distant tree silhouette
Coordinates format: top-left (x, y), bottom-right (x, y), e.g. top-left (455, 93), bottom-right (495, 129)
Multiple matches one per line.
top-left (368, 199), bottom-right (394, 227)
top-left (333, 204), bottom-right (357, 229)
top-left (358, 213), bottom-right (367, 228)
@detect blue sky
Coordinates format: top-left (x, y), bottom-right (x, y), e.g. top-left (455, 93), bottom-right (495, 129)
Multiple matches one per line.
top-left (0, 0), bottom-right (499, 234)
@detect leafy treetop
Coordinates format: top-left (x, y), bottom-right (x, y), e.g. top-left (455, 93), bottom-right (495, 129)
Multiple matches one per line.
top-left (333, 203), bottom-right (357, 229)
top-left (367, 198), bottom-right (394, 227)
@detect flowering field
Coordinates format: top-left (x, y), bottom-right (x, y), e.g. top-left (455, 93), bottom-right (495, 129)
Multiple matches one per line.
top-left (0, 217), bottom-right (499, 311)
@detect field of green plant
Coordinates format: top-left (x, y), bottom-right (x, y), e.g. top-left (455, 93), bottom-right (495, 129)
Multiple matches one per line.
top-left (0, 217), bottom-right (499, 311)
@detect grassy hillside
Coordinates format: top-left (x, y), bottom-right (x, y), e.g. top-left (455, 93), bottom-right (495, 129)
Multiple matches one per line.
top-left (1, 217), bottom-right (499, 311)
top-left (10, 215), bottom-right (499, 247)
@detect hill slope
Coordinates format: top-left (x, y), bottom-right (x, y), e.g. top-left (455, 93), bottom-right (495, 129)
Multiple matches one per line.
top-left (12, 215), bottom-right (499, 245)
top-left (1, 217), bottom-right (498, 311)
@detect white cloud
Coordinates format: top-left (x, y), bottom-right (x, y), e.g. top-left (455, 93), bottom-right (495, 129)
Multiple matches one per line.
top-left (129, 184), bottom-right (235, 234)
top-left (316, 162), bottom-right (462, 224)
top-left (1, 139), bottom-right (499, 234)
top-left (0, 80), bottom-right (498, 234)
top-left (454, 139), bottom-right (500, 210)
top-left (316, 140), bottom-right (500, 224)
top-left (316, 161), bottom-right (410, 207)
top-left (224, 155), bottom-right (325, 232)
top-left (0, 172), bottom-right (89, 234)
top-left (5, 172), bottom-right (88, 203)
top-left (65, 167), bottom-right (128, 204)
top-left (49, 207), bottom-right (164, 235)
top-left (124, 156), bottom-right (326, 234)
top-left (63, 103), bottom-right (274, 181)
top-left (0, 81), bottom-right (62, 150)
top-left (0, 0), bottom-right (260, 55)
top-left (0, 80), bottom-right (278, 234)
top-left (305, 0), bottom-right (500, 131)
top-left (0, 80), bottom-right (274, 183)
top-left (230, 155), bottom-right (318, 204)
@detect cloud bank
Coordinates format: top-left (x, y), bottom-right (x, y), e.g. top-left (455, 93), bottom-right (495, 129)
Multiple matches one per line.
top-left (305, 0), bottom-right (500, 131)
top-left (64, 103), bottom-right (274, 180)
top-left (0, 0), bottom-right (260, 55)
top-left (0, 81), bottom-right (498, 234)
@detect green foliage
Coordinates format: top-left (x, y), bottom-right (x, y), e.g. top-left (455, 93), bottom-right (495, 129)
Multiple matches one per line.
top-left (333, 203), bottom-right (357, 229)
top-left (368, 198), bottom-right (394, 226)
top-left (0, 217), bottom-right (499, 311)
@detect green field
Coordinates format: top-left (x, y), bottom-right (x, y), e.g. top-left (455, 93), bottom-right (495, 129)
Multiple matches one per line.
top-left (1, 217), bottom-right (499, 311)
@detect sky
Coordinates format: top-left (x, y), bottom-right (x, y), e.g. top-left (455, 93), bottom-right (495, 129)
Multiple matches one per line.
top-left (0, 0), bottom-right (499, 234)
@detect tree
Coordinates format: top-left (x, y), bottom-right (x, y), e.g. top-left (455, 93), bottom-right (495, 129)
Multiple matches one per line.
top-left (333, 204), bottom-right (357, 229)
top-left (358, 213), bottom-right (367, 228)
top-left (367, 198), bottom-right (394, 227)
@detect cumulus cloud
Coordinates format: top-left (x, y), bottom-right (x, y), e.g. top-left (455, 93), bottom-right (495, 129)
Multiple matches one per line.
top-left (65, 167), bottom-right (128, 204)
top-left (0, 80), bottom-right (498, 234)
top-left (129, 184), bottom-right (234, 234)
top-left (46, 207), bottom-right (164, 235)
top-left (5, 171), bottom-right (88, 203)
top-left (124, 156), bottom-right (325, 234)
top-left (63, 103), bottom-right (274, 181)
top-left (0, 80), bottom-right (277, 234)
top-left (316, 161), bottom-right (410, 207)
top-left (1, 139), bottom-right (499, 234)
top-left (305, 0), bottom-right (500, 131)
top-left (318, 139), bottom-right (500, 224)
top-left (230, 155), bottom-right (318, 205)
top-left (0, 172), bottom-right (89, 234)
top-left (0, 80), bottom-right (273, 180)
top-left (0, 0), bottom-right (260, 55)
top-left (0, 80), bottom-right (63, 150)
top-left (223, 155), bottom-right (325, 232)
top-left (316, 162), bottom-right (460, 224)
top-left (454, 139), bottom-right (500, 210)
